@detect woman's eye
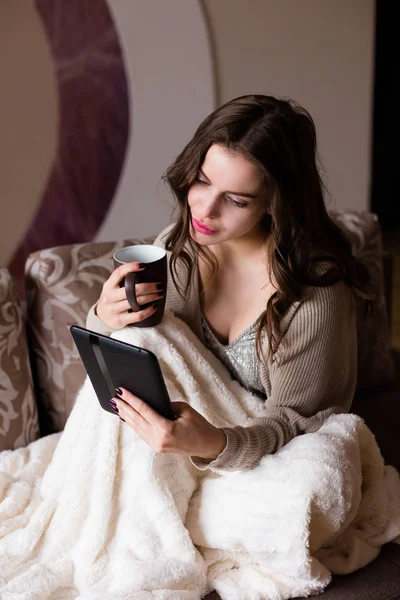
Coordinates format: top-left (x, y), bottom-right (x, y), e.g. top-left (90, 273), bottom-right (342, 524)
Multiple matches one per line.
top-left (193, 176), bottom-right (248, 208)
top-left (228, 197), bottom-right (249, 209)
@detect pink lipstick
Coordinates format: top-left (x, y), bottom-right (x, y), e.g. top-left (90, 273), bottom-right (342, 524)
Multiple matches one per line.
top-left (192, 217), bottom-right (217, 235)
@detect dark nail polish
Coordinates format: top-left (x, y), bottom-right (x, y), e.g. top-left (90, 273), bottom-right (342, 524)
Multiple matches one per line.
top-left (109, 398), bottom-right (117, 407)
top-left (156, 284), bottom-right (165, 292)
top-left (119, 417), bottom-right (126, 423)
top-left (115, 387), bottom-right (122, 396)
top-left (111, 405), bottom-right (119, 414)
top-left (138, 263), bottom-right (146, 269)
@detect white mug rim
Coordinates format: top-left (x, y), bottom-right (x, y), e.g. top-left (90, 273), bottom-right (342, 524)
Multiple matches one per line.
top-left (113, 244), bottom-right (166, 265)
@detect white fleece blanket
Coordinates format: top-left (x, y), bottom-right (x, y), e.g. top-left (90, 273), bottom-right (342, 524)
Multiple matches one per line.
top-left (1, 311), bottom-right (400, 600)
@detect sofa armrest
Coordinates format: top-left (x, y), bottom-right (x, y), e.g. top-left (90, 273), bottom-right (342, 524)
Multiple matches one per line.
top-left (0, 268), bottom-right (40, 450)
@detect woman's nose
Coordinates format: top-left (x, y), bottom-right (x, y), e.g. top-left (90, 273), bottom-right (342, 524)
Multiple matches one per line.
top-left (198, 192), bottom-right (221, 219)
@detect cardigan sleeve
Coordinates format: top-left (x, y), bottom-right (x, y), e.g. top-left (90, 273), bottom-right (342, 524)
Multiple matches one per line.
top-left (190, 280), bottom-right (358, 472)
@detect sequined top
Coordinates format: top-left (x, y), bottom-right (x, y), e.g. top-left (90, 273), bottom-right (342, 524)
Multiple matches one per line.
top-left (201, 312), bottom-right (267, 398)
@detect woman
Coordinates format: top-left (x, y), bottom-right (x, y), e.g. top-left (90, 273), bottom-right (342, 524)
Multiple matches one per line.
top-left (86, 94), bottom-right (374, 471)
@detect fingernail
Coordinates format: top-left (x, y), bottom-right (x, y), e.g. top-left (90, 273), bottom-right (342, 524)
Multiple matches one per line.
top-left (109, 404), bottom-right (119, 414)
top-left (115, 387), bottom-right (122, 396)
top-left (109, 398), bottom-right (117, 407)
top-left (119, 417), bottom-right (126, 423)
top-left (156, 284), bottom-right (165, 292)
top-left (138, 263), bottom-right (146, 269)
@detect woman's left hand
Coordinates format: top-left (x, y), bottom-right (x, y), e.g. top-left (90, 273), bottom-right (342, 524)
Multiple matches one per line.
top-left (111, 388), bottom-right (227, 460)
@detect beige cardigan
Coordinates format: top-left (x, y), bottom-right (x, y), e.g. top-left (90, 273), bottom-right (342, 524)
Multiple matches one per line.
top-left (86, 225), bottom-right (358, 471)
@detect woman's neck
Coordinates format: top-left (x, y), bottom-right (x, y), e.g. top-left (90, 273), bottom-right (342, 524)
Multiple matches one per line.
top-left (211, 234), bottom-right (268, 269)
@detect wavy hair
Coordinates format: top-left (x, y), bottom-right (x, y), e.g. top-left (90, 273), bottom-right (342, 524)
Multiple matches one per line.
top-left (162, 95), bottom-right (375, 361)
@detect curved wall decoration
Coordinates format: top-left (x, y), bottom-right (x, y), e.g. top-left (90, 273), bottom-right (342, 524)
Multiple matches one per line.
top-left (7, 0), bottom-right (216, 295)
top-left (96, 0), bottom-right (216, 242)
top-left (8, 0), bottom-right (129, 293)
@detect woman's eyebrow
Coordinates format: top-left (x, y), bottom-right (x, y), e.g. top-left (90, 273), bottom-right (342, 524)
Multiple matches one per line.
top-left (199, 168), bottom-right (258, 199)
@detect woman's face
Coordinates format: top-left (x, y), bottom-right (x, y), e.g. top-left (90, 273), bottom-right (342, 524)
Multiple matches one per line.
top-left (187, 144), bottom-right (268, 247)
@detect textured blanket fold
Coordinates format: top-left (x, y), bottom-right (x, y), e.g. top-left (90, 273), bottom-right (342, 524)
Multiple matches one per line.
top-left (1, 310), bottom-right (399, 600)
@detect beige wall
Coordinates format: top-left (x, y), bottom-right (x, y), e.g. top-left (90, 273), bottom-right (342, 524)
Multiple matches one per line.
top-left (203, 0), bottom-right (375, 212)
top-left (0, 0), bottom-right (375, 265)
top-left (0, 2), bottom-right (58, 266)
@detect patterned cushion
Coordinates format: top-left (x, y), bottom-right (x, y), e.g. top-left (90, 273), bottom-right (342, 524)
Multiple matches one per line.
top-left (0, 268), bottom-right (40, 450)
top-left (25, 238), bottom-right (153, 433)
top-left (330, 210), bottom-right (395, 390)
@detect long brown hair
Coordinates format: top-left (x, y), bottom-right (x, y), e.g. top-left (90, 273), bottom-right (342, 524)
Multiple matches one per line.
top-left (162, 95), bottom-right (374, 361)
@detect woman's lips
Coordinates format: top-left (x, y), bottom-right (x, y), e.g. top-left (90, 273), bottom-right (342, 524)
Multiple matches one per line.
top-left (192, 217), bottom-right (217, 235)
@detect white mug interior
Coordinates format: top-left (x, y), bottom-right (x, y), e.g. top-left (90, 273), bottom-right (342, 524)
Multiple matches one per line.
top-left (113, 244), bottom-right (166, 265)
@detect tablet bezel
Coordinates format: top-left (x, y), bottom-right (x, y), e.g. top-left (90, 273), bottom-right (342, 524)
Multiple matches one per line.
top-left (70, 325), bottom-right (176, 421)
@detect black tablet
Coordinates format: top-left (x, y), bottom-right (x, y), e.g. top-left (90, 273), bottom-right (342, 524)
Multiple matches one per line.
top-left (70, 325), bottom-right (175, 420)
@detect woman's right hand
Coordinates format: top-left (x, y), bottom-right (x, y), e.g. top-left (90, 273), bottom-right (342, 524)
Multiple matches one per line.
top-left (95, 262), bottom-right (164, 330)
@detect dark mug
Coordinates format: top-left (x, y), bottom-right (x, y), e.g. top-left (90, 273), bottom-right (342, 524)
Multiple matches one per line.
top-left (113, 245), bottom-right (167, 327)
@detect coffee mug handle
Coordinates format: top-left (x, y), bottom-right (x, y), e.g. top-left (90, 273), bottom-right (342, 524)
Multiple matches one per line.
top-left (124, 271), bottom-right (141, 312)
